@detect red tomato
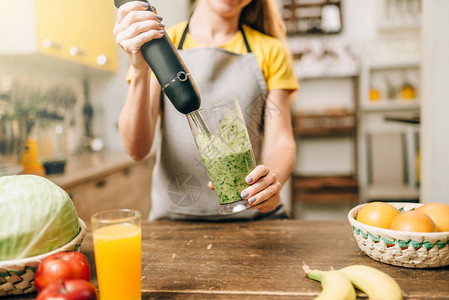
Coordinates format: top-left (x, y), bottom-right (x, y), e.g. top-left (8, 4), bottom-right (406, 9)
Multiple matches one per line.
top-left (36, 279), bottom-right (98, 300)
top-left (35, 251), bottom-right (91, 292)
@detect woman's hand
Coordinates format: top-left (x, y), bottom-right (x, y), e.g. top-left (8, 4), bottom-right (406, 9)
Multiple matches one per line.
top-left (113, 1), bottom-right (165, 72)
top-left (240, 165), bottom-right (281, 213)
top-left (207, 165), bottom-right (281, 213)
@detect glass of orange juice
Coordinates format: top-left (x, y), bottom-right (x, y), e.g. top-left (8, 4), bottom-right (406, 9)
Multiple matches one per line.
top-left (91, 209), bottom-right (141, 300)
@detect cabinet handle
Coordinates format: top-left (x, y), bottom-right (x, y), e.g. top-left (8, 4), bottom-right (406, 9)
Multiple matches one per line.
top-left (42, 38), bottom-right (61, 49)
top-left (69, 46), bottom-right (85, 57)
top-left (97, 54), bottom-right (108, 65)
top-left (95, 179), bottom-right (108, 188)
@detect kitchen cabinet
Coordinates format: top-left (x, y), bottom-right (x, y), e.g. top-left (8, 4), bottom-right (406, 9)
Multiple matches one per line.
top-left (377, 0), bottom-right (421, 31)
top-left (282, 0), bottom-right (343, 35)
top-left (359, 119), bottom-right (420, 203)
top-left (292, 109), bottom-right (359, 218)
top-left (291, 76), bottom-right (359, 219)
top-left (66, 160), bottom-right (153, 224)
top-left (358, 42), bottom-right (421, 203)
top-left (287, 33), bottom-right (360, 218)
top-left (360, 60), bottom-right (420, 112)
top-left (356, 0), bottom-right (422, 203)
top-left (0, 0), bottom-right (118, 72)
top-left (47, 152), bottom-right (154, 225)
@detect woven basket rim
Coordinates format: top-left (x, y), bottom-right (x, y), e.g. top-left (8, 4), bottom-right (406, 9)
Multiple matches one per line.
top-left (348, 202), bottom-right (449, 243)
top-left (0, 218), bottom-right (87, 268)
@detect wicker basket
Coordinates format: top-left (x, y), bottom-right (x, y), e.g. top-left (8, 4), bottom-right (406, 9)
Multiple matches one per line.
top-left (348, 202), bottom-right (449, 268)
top-left (0, 218), bottom-right (87, 296)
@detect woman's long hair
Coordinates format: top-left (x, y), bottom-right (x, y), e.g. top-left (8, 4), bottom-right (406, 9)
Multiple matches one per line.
top-left (191, 0), bottom-right (287, 41)
top-left (240, 0), bottom-right (287, 42)
top-left (190, 0), bottom-right (293, 63)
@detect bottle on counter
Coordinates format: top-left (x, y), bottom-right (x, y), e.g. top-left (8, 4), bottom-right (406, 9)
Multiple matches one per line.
top-left (401, 81), bottom-right (416, 101)
top-left (369, 86), bottom-right (381, 102)
top-left (36, 116), bottom-right (68, 175)
top-left (385, 77), bottom-right (398, 101)
top-left (20, 137), bottom-right (45, 176)
top-left (400, 71), bottom-right (416, 101)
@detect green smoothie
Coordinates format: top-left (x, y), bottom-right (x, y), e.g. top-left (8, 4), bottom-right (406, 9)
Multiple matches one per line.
top-left (195, 112), bottom-right (256, 205)
top-left (202, 148), bottom-right (255, 204)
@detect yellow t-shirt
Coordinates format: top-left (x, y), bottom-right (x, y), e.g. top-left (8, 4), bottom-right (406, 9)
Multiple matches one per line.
top-left (127, 21), bottom-right (298, 92)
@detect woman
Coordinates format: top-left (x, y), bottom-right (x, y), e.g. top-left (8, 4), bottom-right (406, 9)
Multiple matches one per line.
top-left (114, 0), bottom-right (298, 220)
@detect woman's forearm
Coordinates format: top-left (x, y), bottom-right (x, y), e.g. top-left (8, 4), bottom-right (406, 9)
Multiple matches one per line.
top-left (119, 69), bottom-right (161, 161)
top-left (262, 136), bottom-right (296, 186)
top-left (114, 0), bottom-right (166, 161)
top-left (261, 89), bottom-right (296, 187)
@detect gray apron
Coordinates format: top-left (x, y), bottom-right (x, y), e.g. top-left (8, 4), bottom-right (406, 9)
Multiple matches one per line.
top-left (149, 24), bottom-right (285, 220)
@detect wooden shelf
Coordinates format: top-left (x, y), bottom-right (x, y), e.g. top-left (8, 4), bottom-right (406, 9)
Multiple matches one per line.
top-left (377, 21), bottom-right (421, 31)
top-left (295, 73), bottom-right (360, 80)
top-left (365, 185), bottom-right (419, 201)
top-left (293, 112), bottom-right (356, 136)
top-left (282, 0), bottom-right (342, 35)
top-left (295, 126), bottom-right (355, 136)
top-left (292, 175), bottom-right (359, 205)
top-left (384, 112), bottom-right (420, 124)
top-left (290, 71), bottom-right (359, 215)
top-left (361, 100), bottom-right (420, 112)
top-left (366, 60), bottom-right (420, 70)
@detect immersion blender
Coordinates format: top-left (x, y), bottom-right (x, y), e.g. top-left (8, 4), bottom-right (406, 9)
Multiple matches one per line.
top-left (114, 0), bottom-right (210, 135)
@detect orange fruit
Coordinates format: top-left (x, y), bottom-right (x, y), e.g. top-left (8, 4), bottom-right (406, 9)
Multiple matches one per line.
top-left (390, 211), bottom-right (437, 232)
top-left (356, 202), bottom-right (400, 229)
top-left (416, 202), bottom-right (449, 232)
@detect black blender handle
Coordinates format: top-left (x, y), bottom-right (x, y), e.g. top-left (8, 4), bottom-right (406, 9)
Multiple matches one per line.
top-left (114, 0), bottom-right (201, 114)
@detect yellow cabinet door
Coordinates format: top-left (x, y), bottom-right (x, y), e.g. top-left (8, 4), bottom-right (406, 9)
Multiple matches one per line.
top-left (35, 0), bottom-right (81, 62)
top-left (34, 0), bottom-right (117, 71)
top-left (76, 0), bottom-right (118, 71)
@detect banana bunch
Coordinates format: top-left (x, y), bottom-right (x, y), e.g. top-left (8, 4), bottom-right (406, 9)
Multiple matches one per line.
top-left (303, 264), bottom-right (403, 300)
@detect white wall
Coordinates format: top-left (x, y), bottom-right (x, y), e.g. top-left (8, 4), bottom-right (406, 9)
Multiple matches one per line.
top-left (421, 0), bottom-right (449, 205)
top-left (150, 0), bottom-right (191, 27)
top-left (340, 0), bottom-right (377, 41)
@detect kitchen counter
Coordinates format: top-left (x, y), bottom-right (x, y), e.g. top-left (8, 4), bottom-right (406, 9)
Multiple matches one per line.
top-left (13, 220), bottom-right (449, 299)
top-left (45, 151), bottom-right (143, 190)
top-left (43, 151), bottom-right (155, 222)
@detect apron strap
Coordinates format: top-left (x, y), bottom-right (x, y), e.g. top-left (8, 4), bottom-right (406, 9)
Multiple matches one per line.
top-left (178, 23), bottom-right (189, 50)
top-left (239, 23), bottom-right (252, 53)
top-left (178, 22), bottom-right (252, 53)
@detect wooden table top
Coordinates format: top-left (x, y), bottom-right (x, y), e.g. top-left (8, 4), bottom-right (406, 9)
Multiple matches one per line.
top-left (13, 220), bottom-right (449, 299)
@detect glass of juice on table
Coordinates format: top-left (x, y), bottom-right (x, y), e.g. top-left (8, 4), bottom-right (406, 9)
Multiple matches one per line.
top-left (91, 209), bottom-right (141, 300)
top-left (187, 98), bottom-right (256, 215)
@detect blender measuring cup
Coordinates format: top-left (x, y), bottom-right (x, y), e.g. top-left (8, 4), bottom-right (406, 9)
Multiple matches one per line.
top-left (187, 99), bottom-right (256, 215)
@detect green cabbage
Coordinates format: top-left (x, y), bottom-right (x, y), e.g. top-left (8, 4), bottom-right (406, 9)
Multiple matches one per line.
top-left (0, 174), bottom-right (80, 261)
